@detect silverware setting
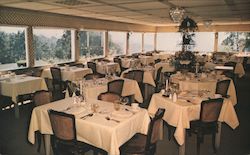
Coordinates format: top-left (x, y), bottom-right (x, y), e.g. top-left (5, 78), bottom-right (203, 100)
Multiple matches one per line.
top-left (81, 113), bottom-right (94, 119)
top-left (105, 116), bottom-right (120, 123)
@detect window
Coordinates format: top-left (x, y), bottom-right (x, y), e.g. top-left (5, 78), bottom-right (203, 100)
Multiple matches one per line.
top-left (218, 32), bottom-right (250, 52)
top-left (79, 30), bottom-right (104, 59)
top-left (156, 32), bottom-right (182, 52)
top-left (0, 26), bottom-right (27, 71)
top-left (108, 31), bottom-right (126, 56)
top-left (144, 33), bottom-right (154, 52)
top-left (193, 32), bottom-right (215, 52)
top-left (129, 32), bottom-right (142, 54)
top-left (33, 27), bottom-right (73, 66)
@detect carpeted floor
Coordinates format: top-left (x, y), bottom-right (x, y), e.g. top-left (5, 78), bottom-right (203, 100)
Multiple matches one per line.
top-left (0, 71), bottom-right (250, 155)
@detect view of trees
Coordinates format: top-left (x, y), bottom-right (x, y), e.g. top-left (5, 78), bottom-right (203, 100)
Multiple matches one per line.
top-left (219, 32), bottom-right (250, 52)
top-left (79, 31), bottom-right (103, 58)
top-left (34, 30), bottom-right (72, 65)
top-left (1, 26), bottom-right (250, 70)
top-left (0, 30), bottom-right (25, 64)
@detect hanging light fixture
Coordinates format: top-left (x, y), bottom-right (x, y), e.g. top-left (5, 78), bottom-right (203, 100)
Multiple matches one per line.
top-left (179, 16), bottom-right (198, 32)
top-left (169, 7), bottom-right (185, 23)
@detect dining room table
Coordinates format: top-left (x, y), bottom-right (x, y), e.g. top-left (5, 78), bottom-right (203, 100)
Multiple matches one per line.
top-left (170, 72), bottom-right (237, 105)
top-left (76, 77), bottom-right (143, 103)
top-left (148, 92), bottom-right (239, 155)
top-left (138, 55), bottom-right (155, 66)
top-left (0, 74), bottom-right (47, 118)
top-left (41, 66), bottom-right (93, 81)
top-left (96, 61), bottom-right (121, 75)
top-left (28, 97), bottom-right (150, 155)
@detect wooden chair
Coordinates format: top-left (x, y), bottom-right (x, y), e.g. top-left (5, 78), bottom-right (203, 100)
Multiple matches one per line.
top-left (87, 61), bottom-right (97, 74)
top-left (120, 108), bottom-right (165, 155)
top-left (189, 98), bottom-right (224, 155)
top-left (50, 67), bottom-right (66, 92)
top-left (33, 90), bottom-right (51, 152)
top-left (98, 79), bottom-right (124, 102)
top-left (216, 79), bottom-right (231, 98)
top-left (48, 110), bottom-right (91, 155)
top-left (45, 71), bottom-right (65, 101)
top-left (223, 61), bottom-right (237, 81)
top-left (155, 67), bottom-right (163, 93)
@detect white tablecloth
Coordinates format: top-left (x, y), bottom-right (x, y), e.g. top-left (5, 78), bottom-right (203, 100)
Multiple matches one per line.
top-left (148, 93), bottom-right (239, 145)
top-left (138, 55), bottom-right (155, 65)
top-left (121, 58), bottom-right (140, 68)
top-left (152, 52), bottom-right (172, 60)
top-left (28, 98), bottom-right (150, 155)
top-left (171, 74), bottom-right (237, 105)
top-left (42, 67), bottom-right (93, 81)
top-left (96, 62), bottom-right (121, 75)
top-left (83, 78), bottom-right (143, 103)
top-left (0, 75), bottom-right (47, 103)
top-left (204, 62), bottom-right (245, 78)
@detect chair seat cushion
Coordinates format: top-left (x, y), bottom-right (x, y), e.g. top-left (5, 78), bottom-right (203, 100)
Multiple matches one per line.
top-left (120, 133), bottom-right (147, 154)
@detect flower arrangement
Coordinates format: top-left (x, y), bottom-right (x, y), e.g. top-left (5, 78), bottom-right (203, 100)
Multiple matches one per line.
top-left (175, 51), bottom-right (196, 70)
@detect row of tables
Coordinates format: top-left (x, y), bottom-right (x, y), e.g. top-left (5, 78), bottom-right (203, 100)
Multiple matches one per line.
top-left (0, 54), bottom-right (241, 155)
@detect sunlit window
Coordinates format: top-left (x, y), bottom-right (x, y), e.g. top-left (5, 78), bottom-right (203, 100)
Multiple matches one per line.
top-left (193, 32), bottom-right (215, 52)
top-left (79, 30), bottom-right (104, 59)
top-left (0, 26), bottom-right (27, 71)
top-left (218, 32), bottom-right (250, 52)
top-left (33, 27), bottom-right (73, 66)
top-left (144, 33), bottom-right (154, 52)
top-left (108, 31), bottom-right (126, 56)
top-left (156, 32), bottom-right (182, 52)
top-left (129, 32), bottom-right (142, 54)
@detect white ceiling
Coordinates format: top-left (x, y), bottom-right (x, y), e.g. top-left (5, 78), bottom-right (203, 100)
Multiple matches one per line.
top-left (1, 0), bottom-right (250, 26)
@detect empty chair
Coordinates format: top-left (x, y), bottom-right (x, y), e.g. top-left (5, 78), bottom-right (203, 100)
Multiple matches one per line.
top-left (87, 62), bottom-right (97, 74)
top-left (120, 108), bottom-right (165, 155)
top-left (155, 67), bottom-right (163, 93)
top-left (223, 61), bottom-right (237, 80)
top-left (189, 98), bottom-right (224, 155)
top-left (33, 90), bottom-right (51, 107)
top-left (50, 67), bottom-right (65, 92)
top-left (216, 79), bottom-right (231, 98)
top-left (66, 81), bottom-right (78, 97)
top-left (33, 90), bottom-right (51, 152)
top-left (114, 57), bottom-right (126, 73)
top-left (98, 79), bottom-right (124, 102)
top-left (48, 110), bottom-right (91, 155)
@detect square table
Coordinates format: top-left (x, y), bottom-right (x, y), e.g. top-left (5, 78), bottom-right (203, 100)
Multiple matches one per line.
top-left (0, 75), bottom-right (47, 118)
top-left (82, 77), bottom-right (143, 103)
top-left (28, 98), bottom-right (150, 155)
top-left (148, 93), bottom-right (239, 155)
top-left (41, 67), bottom-right (93, 81)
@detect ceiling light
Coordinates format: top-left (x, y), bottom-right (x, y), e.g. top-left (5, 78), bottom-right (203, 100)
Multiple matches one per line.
top-left (179, 16), bottom-right (198, 32)
top-left (169, 7), bottom-right (185, 23)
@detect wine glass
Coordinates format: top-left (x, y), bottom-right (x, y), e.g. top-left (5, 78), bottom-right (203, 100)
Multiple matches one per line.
top-left (120, 97), bottom-right (129, 110)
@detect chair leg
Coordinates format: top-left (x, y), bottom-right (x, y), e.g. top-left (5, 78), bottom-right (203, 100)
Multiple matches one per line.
top-left (212, 133), bottom-right (217, 153)
top-left (196, 135), bottom-right (202, 155)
